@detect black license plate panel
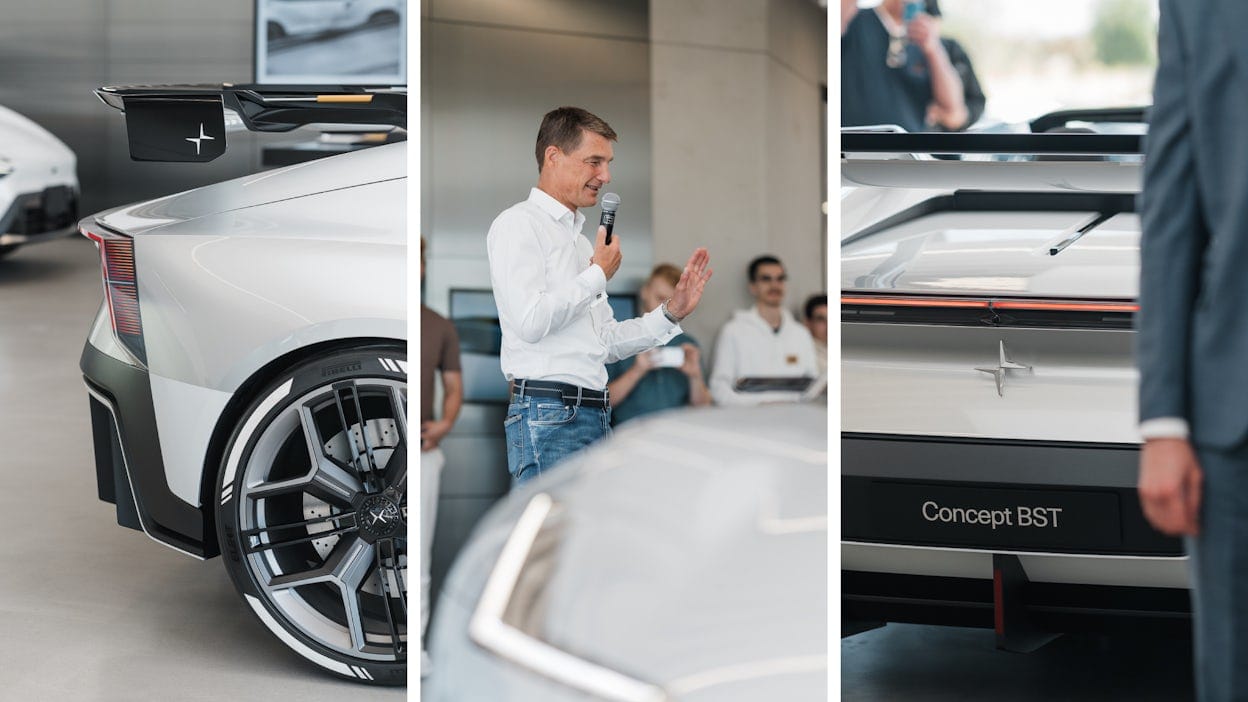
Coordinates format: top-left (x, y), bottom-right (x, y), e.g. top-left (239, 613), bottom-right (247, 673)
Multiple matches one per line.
top-left (861, 481), bottom-right (1123, 551)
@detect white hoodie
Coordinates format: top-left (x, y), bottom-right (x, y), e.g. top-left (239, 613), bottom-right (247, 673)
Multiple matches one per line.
top-left (710, 306), bottom-right (818, 406)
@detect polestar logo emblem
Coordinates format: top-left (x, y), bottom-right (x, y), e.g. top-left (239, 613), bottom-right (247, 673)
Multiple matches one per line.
top-left (975, 340), bottom-right (1032, 397)
top-left (185, 122), bottom-right (215, 155)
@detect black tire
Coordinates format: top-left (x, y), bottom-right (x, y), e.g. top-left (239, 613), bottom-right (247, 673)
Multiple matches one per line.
top-left (216, 345), bottom-right (407, 685)
top-left (0, 245), bottom-right (21, 260)
top-left (267, 21), bottom-right (286, 40)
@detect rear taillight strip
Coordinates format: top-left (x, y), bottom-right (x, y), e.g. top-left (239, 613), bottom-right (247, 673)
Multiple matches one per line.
top-left (842, 294), bottom-right (1138, 313)
top-left (81, 223), bottom-right (147, 365)
top-left (841, 294), bottom-right (1137, 330)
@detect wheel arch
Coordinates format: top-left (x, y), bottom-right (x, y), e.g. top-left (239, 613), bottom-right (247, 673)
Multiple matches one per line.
top-left (197, 335), bottom-right (405, 559)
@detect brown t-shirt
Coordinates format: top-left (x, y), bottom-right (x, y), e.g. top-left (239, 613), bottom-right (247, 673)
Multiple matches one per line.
top-left (421, 305), bottom-right (461, 424)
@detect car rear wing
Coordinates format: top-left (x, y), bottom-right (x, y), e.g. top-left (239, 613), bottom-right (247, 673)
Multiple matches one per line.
top-left (841, 131), bottom-right (1143, 156)
top-left (1029, 106), bottom-right (1148, 133)
top-left (842, 129), bottom-right (1146, 193)
top-left (95, 84), bottom-right (406, 162)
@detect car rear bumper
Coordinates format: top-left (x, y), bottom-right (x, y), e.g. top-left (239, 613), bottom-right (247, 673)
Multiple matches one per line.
top-left (843, 433), bottom-right (1181, 557)
top-left (842, 566), bottom-right (1191, 637)
top-left (0, 185), bottom-right (77, 242)
top-left (81, 340), bottom-right (210, 559)
top-left (842, 432), bottom-right (1189, 633)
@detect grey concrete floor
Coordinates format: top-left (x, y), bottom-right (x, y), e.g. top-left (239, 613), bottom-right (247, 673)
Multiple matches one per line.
top-left (0, 237), bottom-right (406, 701)
top-left (842, 623), bottom-right (1195, 701)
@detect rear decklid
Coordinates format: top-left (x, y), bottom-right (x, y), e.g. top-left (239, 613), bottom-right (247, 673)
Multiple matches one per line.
top-left (95, 141), bottom-right (404, 235)
top-left (841, 132), bottom-right (1144, 445)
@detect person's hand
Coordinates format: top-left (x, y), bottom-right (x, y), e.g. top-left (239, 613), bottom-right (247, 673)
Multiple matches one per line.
top-left (421, 419), bottom-right (453, 452)
top-left (907, 13), bottom-right (943, 55)
top-left (840, 0), bottom-right (858, 34)
top-left (666, 248), bottom-right (712, 319)
top-left (632, 349), bottom-right (656, 376)
top-left (1138, 437), bottom-right (1203, 536)
top-left (591, 225), bottom-right (622, 281)
top-left (679, 343), bottom-right (702, 379)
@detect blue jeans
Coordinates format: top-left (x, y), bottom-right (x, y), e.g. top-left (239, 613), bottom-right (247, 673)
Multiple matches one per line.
top-left (504, 395), bottom-right (611, 484)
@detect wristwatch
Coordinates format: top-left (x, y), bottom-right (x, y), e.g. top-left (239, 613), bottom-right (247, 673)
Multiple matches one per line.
top-left (660, 299), bottom-right (683, 324)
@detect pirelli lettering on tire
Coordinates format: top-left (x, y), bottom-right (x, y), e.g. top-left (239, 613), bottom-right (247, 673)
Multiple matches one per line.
top-left (921, 501), bottom-right (1063, 529)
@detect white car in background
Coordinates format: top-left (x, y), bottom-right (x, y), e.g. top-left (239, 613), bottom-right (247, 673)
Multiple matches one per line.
top-left (264, 0), bottom-right (403, 39)
top-left (0, 104), bottom-right (78, 258)
top-left (428, 404), bottom-right (828, 701)
top-left (840, 113), bottom-right (1191, 650)
top-left (80, 84), bottom-right (407, 684)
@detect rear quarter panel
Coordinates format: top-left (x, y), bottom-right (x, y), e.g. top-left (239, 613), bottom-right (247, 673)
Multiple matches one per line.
top-left (133, 177), bottom-right (406, 393)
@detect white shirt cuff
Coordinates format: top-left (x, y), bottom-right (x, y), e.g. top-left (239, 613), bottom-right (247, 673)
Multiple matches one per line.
top-left (641, 305), bottom-right (682, 341)
top-left (580, 264), bottom-right (607, 296)
top-left (1138, 417), bottom-right (1190, 441)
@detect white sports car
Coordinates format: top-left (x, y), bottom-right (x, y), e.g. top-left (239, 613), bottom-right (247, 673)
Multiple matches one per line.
top-left (0, 104), bottom-right (78, 258)
top-left (264, 0), bottom-right (403, 39)
top-left (79, 85), bottom-right (407, 683)
top-left (840, 115), bottom-right (1190, 650)
top-left (427, 404), bottom-right (828, 701)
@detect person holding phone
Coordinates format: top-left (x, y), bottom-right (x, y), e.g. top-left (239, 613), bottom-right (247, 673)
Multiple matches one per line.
top-left (841, 0), bottom-right (975, 132)
top-left (487, 107), bottom-right (713, 484)
top-left (606, 263), bottom-right (712, 425)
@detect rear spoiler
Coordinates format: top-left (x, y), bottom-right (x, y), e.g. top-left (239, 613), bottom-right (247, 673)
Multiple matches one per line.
top-left (95, 84), bottom-right (406, 162)
top-left (841, 127), bottom-right (1146, 193)
top-left (1029, 106), bottom-right (1148, 133)
top-left (841, 132), bottom-right (1143, 156)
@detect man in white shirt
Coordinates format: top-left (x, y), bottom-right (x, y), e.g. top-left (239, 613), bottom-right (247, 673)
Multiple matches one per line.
top-left (487, 106), bottom-right (712, 483)
top-left (710, 255), bottom-right (818, 405)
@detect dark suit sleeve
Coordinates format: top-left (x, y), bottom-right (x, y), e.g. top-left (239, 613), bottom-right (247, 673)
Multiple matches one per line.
top-left (1137, 0), bottom-right (1208, 423)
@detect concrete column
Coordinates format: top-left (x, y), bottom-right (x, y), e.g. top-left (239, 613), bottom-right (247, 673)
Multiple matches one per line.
top-left (650, 0), bottom-right (827, 355)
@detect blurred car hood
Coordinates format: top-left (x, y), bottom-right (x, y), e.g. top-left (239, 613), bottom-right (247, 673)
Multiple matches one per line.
top-left (96, 140), bottom-right (405, 235)
top-left (0, 104), bottom-right (77, 190)
top-left (444, 404), bottom-right (828, 700)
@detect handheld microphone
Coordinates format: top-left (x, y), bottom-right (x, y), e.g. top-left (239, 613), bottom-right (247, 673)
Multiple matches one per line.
top-left (600, 193), bottom-right (620, 244)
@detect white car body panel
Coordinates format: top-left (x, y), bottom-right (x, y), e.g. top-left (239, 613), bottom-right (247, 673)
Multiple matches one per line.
top-left (842, 324), bottom-right (1140, 444)
top-left (430, 405), bottom-right (828, 701)
top-left (842, 211), bottom-right (1141, 299)
top-left (149, 373), bottom-right (233, 506)
top-left (841, 133), bottom-right (1187, 628)
top-left (267, 0), bottom-right (401, 36)
top-left (842, 543), bottom-right (1189, 589)
top-left (131, 178), bottom-right (405, 390)
top-left (86, 142), bottom-right (405, 513)
top-left (0, 104), bottom-right (77, 198)
top-left (97, 141), bottom-right (403, 236)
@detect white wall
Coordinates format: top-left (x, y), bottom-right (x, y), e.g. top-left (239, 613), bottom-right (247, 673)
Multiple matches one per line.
top-left (420, 0), bottom-right (653, 316)
top-left (651, 0), bottom-right (827, 354)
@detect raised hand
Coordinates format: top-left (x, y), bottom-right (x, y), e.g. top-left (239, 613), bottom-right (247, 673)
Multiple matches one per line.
top-left (666, 248), bottom-right (712, 319)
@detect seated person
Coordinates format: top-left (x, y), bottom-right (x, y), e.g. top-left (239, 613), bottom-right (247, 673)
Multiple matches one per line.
top-left (606, 263), bottom-right (711, 424)
top-left (710, 255), bottom-right (818, 406)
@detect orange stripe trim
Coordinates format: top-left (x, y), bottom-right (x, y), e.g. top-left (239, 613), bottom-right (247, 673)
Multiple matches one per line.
top-left (317, 94), bottom-right (373, 103)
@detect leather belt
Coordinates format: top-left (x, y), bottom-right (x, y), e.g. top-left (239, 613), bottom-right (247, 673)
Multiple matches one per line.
top-left (512, 379), bottom-right (610, 409)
